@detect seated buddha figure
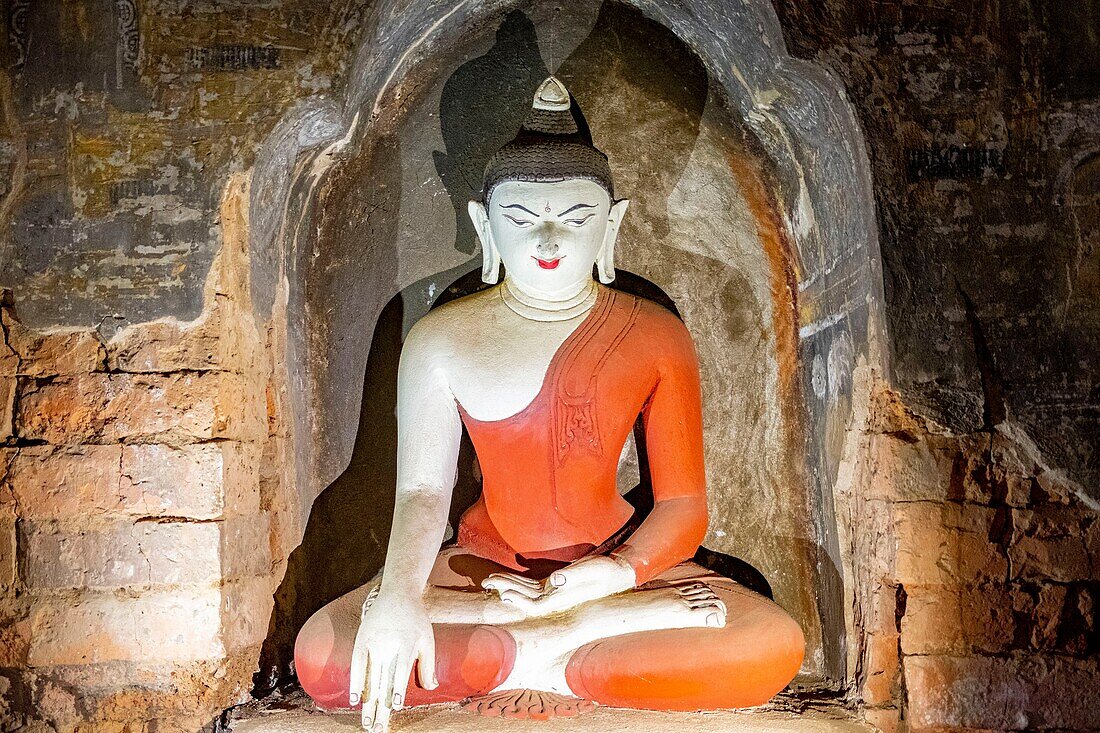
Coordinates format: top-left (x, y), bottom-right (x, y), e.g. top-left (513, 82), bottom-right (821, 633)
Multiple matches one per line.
top-left (294, 77), bottom-right (805, 732)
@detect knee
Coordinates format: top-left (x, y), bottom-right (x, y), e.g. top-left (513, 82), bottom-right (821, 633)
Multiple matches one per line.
top-left (294, 610), bottom-right (351, 708)
top-left (563, 597), bottom-right (807, 711)
top-left (762, 605), bottom-right (806, 676)
top-left (725, 598), bottom-right (805, 671)
top-left (727, 602), bottom-right (805, 702)
top-left (700, 603), bottom-right (806, 706)
top-left (294, 610), bottom-right (330, 672)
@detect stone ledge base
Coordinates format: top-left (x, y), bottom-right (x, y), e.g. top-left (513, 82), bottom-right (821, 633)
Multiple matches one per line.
top-left (227, 691), bottom-right (871, 733)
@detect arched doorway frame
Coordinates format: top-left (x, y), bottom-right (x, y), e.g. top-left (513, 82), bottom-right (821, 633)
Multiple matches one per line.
top-left (248, 0), bottom-right (888, 687)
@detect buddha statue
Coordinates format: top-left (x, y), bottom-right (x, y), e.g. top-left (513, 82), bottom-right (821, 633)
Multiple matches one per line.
top-left (293, 77), bottom-right (805, 731)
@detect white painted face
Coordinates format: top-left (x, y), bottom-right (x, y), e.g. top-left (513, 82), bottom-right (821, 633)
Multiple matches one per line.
top-left (470, 179), bottom-right (629, 299)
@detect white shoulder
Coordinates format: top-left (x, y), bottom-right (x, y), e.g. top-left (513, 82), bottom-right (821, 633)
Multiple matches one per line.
top-left (400, 287), bottom-right (498, 375)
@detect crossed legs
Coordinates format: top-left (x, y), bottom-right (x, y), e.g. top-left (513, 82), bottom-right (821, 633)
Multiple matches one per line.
top-left (294, 547), bottom-right (804, 712)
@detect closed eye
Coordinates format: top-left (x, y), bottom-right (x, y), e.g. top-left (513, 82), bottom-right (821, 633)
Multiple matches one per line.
top-left (504, 214), bottom-right (534, 227)
top-left (563, 214), bottom-right (596, 227)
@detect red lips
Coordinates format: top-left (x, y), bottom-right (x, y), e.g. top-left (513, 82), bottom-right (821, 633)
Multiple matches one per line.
top-left (534, 257), bottom-right (563, 270)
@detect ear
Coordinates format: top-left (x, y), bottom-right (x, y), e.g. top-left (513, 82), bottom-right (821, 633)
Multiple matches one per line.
top-left (596, 198), bottom-right (629, 284)
top-left (469, 200), bottom-right (500, 284)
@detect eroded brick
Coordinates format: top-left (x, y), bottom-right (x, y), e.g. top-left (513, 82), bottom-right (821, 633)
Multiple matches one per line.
top-left (0, 617), bottom-right (30, 667)
top-left (6, 445), bottom-right (124, 519)
top-left (0, 314), bottom-right (106, 377)
top-left (900, 584), bottom-right (1015, 655)
top-left (220, 576), bottom-right (276, 653)
top-left (107, 307), bottom-right (261, 376)
top-left (861, 631), bottom-right (900, 705)
top-left (122, 443), bottom-right (249, 519)
top-left (15, 375), bottom-right (109, 444)
top-left (0, 377), bottom-right (13, 441)
top-left (5, 444), bottom-right (241, 521)
top-left (862, 707), bottom-right (900, 733)
top-left (904, 655), bottom-right (1029, 730)
top-left (220, 440), bottom-right (262, 517)
top-left (905, 655), bottom-right (1100, 731)
top-left (1011, 506), bottom-right (1094, 582)
top-left (17, 372), bottom-right (266, 444)
top-left (0, 509), bottom-right (16, 589)
top-left (21, 520), bottom-right (221, 589)
top-left (893, 503), bottom-right (1009, 585)
top-left (102, 372), bottom-right (266, 442)
top-left (220, 513), bottom-right (272, 580)
top-left (28, 590), bottom-right (223, 665)
top-left (870, 434), bottom-right (992, 503)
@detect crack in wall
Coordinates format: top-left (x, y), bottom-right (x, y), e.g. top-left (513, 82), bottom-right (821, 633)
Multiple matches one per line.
top-left (955, 281), bottom-right (1007, 439)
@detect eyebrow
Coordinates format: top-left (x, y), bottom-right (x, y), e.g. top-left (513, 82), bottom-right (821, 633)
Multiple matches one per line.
top-left (499, 203), bottom-right (539, 216)
top-left (558, 203), bottom-right (597, 216)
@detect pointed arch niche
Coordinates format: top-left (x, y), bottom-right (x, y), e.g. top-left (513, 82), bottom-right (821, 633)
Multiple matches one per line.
top-left (249, 0), bottom-right (886, 689)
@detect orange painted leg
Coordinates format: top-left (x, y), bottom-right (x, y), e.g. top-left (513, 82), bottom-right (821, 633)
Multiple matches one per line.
top-left (296, 613), bottom-right (515, 710)
top-left (295, 548), bottom-right (518, 711)
top-left (564, 584), bottom-right (805, 711)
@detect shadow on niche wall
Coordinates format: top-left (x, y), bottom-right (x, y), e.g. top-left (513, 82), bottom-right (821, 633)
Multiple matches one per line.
top-left (256, 2), bottom-right (770, 694)
top-left (433, 9), bottom-right (550, 256)
top-left (555, 0), bottom-right (708, 241)
top-left (254, 127), bottom-right (406, 692)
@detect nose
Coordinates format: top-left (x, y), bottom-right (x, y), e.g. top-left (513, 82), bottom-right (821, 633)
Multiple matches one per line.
top-left (535, 227), bottom-right (560, 258)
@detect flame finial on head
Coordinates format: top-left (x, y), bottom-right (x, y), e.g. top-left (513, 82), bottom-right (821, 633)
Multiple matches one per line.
top-left (533, 76), bottom-right (570, 111)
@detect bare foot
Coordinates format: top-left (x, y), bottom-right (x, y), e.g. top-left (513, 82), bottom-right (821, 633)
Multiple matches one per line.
top-left (423, 586), bottom-right (528, 625)
top-left (575, 581), bottom-right (728, 636)
top-left (493, 581), bottom-right (727, 695)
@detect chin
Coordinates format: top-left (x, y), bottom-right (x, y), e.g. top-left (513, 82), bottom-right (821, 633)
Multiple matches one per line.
top-left (532, 269), bottom-right (588, 290)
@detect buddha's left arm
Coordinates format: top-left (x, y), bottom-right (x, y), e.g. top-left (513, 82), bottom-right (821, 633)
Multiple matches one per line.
top-left (610, 317), bottom-right (709, 585)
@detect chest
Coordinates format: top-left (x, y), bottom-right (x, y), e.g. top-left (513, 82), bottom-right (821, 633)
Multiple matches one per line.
top-left (446, 313), bottom-right (582, 422)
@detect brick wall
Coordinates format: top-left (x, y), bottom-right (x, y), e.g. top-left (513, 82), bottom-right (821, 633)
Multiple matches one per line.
top-left (846, 385), bottom-right (1099, 731)
top-left (0, 176), bottom-right (297, 731)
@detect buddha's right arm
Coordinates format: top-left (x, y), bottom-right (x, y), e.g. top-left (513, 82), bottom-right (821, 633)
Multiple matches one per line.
top-left (375, 320), bottom-right (463, 602)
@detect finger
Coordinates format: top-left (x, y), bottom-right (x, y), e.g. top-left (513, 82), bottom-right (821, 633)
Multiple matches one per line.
top-left (680, 586), bottom-right (715, 599)
top-left (687, 595), bottom-right (726, 613)
top-left (483, 576), bottom-right (544, 599)
top-left (483, 572), bottom-right (541, 589)
top-left (350, 643), bottom-right (367, 708)
top-left (392, 652), bottom-right (414, 709)
top-left (374, 655), bottom-right (397, 733)
top-left (488, 572), bottom-right (542, 588)
top-left (550, 571), bottom-right (567, 587)
top-left (503, 585), bottom-right (550, 611)
top-left (500, 590), bottom-right (540, 613)
top-left (483, 573), bottom-right (543, 594)
top-left (416, 636), bottom-right (439, 690)
top-left (363, 648), bottom-right (383, 730)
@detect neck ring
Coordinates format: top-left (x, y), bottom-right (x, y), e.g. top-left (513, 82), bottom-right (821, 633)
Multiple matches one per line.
top-left (501, 279), bottom-right (598, 322)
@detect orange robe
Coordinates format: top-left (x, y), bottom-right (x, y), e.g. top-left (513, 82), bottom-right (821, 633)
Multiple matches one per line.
top-left (457, 286), bottom-right (709, 584)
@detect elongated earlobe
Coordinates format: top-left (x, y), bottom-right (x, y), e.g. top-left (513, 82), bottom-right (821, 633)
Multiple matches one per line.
top-left (597, 199), bottom-right (630, 284)
top-left (469, 200), bottom-right (500, 284)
